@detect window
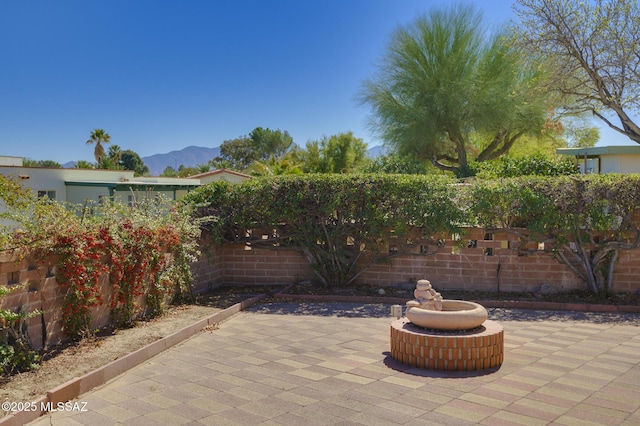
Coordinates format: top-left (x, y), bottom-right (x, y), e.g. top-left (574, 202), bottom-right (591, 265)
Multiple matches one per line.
top-left (37, 190), bottom-right (56, 200)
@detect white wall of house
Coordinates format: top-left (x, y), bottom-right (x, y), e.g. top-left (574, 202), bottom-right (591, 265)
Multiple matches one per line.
top-left (1, 166), bottom-right (201, 209)
top-left (67, 185), bottom-right (112, 205)
top-left (113, 188), bottom-right (177, 205)
top-left (0, 167), bottom-right (135, 202)
top-left (613, 154), bottom-right (640, 174)
top-left (0, 156), bottom-right (23, 167)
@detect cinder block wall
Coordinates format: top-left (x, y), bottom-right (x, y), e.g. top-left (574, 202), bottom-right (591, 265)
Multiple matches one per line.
top-left (4, 226), bottom-right (640, 350)
top-left (1, 253), bottom-right (170, 350)
top-left (191, 227), bottom-right (640, 294)
top-left (0, 252), bottom-right (113, 350)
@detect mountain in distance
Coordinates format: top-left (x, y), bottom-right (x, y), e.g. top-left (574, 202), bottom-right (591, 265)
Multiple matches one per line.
top-left (366, 145), bottom-right (387, 158)
top-left (142, 146), bottom-right (220, 176)
top-left (143, 145), bottom-right (386, 176)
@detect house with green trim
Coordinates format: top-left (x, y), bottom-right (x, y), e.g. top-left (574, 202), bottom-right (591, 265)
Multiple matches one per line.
top-left (0, 156), bottom-right (200, 206)
top-left (556, 145), bottom-right (640, 174)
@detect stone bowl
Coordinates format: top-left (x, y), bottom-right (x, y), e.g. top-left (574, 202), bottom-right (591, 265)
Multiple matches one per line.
top-left (406, 300), bottom-right (488, 331)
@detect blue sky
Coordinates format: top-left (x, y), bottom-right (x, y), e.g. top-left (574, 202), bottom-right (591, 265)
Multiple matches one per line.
top-left (0, 0), bottom-right (631, 165)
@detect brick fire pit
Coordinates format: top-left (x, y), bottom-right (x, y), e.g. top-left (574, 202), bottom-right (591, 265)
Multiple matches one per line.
top-left (390, 318), bottom-right (504, 371)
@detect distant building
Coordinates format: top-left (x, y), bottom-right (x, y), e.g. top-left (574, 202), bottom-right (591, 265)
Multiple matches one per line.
top-left (0, 162), bottom-right (199, 207)
top-left (189, 169), bottom-right (252, 185)
top-left (0, 155), bottom-right (25, 167)
top-left (556, 145), bottom-right (640, 174)
top-left (0, 156), bottom-right (252, 213)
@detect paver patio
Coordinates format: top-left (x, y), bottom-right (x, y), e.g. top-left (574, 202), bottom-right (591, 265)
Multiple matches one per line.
top-left (28, 302), bottom-right (640, 425)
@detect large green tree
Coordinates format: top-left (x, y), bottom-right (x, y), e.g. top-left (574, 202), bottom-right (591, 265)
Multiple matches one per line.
top-left (297, 132), bottom-right (368, 173)
top-left (119, 150), bottom-right (150, 176)
top-left (212, 128), bottom-right (295, 172)
top-left (86, 129), bottom-right (111, 166)
top-left (248, 127), bottom-right (294, 160)
top-left (211, 136), bottom-right (255, 171)
top-left (361, 5), bottom-right (555, 176)
top-left (514, 0), bottom-right (640, 144)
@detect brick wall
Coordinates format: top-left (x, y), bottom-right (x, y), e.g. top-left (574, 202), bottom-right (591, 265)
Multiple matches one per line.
top-left (191, 227), bottom-right (640, 294)
top-left (0, 252), bottom-right (114, 350)
top-left (1, 253), bottom-right (166, 350)
top-left (4, 226), bottom-right (640, 350)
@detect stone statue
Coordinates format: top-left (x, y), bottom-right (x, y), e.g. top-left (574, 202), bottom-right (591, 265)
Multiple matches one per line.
top-left (406, 279), bottom-right (442, 311)
top-left (404, 278), bottom-right (488, 330)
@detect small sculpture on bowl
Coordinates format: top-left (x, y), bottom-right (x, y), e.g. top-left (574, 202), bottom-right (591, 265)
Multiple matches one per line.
top-left (405, 280), bottom-right (488, 331)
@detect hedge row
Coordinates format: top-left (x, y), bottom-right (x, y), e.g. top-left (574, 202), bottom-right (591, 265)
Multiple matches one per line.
top-left (185, 174), bottom-right (640, 293)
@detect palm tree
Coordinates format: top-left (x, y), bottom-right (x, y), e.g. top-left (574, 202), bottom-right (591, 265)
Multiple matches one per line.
top-left (108, 145), bottom-right (123, 164)
top-left (86, 129), bottom-right (111, 166)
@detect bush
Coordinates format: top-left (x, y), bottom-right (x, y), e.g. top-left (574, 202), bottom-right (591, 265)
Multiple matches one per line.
top-left (50, 198), bottom-right (201, 335)
top-left (188, 174), bottom-right (463, 287)
top-left (474, 154), bottom-right (578, 179)
top-left (0, 284), bottom-right (40, 374)
top-left (1, 182), bottom-right (200, 340)
top-left (188, 173), bottom-right (640, 294)
top-left (464, 175), bottom-right (640, 293)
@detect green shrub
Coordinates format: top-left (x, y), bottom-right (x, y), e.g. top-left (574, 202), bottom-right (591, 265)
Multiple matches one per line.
top-left (464, 175), bottom-right (640, 293)
top-left (474, 154), bottom-right (578, 179)
top-left (188, 173), bottom-right (640, 294)
top-left (189, 174), bottom-right (464, 287)
top-left (1, 181), bottom-right (201, 340)
top-left (0, 284), bottom-right (41, 375)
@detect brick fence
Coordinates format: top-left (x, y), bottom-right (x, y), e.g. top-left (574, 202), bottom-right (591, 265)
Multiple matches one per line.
top-left (1, 253), bottom-right (159, 350)
top-left (3, 227), bottom-right (640, 350)
top-left (190, 227), bottom-right (640, 294)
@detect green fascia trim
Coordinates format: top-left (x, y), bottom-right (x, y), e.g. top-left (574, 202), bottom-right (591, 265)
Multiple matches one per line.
top-left (65, 181), bottom-right (197, 198)
top-left (65, 181), bottom-right (197, 192)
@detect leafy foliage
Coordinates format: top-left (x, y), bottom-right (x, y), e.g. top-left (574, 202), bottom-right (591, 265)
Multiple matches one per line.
top-left (187, 175), bottom-right (462, 288)
top-left (474, 154), bottom-right (578, 178)
top-left (212, 127), bottom-right (295, 172)
top-left (361, 4), bottom-right (556, 175)
top-left (248, 127), bottom-right (294, 160)
top-left (355, 153), bottom-right (428, 175)
top-left (187, 173), bottom-right (640, 294)
top-left (1, 182), bottom-right (200, 340)
top-left (514, 0), bottom-right (640, 143)
top-left (296, 132), bottom-right (368, 173)
top-left (211, 136), bottom-right (255, 171)
top-left (466, 175), bottom-right (640, 293)
top-left (119, 150), bottom-right (150, 176)
top-left (100, 146), bottom-right (150, 176)
top-left (22, 158), bottom-right (62, 168)
top-left (0, 283), bottom-right (41, 375)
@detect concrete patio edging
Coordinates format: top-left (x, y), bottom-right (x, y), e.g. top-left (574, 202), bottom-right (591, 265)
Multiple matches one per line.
top-left (0, 294), bottom-right (267, 426)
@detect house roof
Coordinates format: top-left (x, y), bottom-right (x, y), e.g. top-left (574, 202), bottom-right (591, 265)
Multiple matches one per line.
top-left (556, 145), bottom-right (640, 157)
top-left (189, 168), bottom-right (252, 179)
